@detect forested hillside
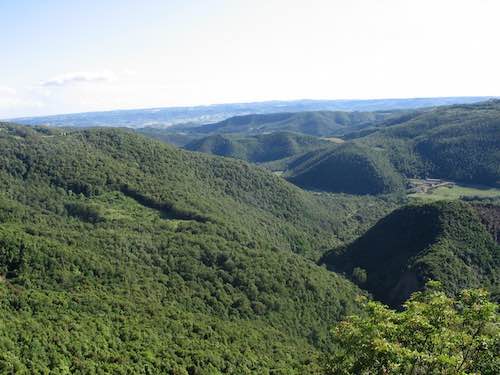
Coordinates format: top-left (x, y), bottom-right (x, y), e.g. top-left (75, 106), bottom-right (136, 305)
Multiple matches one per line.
top-left (0, 122), bottom-right (497, 372)
top-left (138, 127), bottom-right (202, 146)
top-left (322, 201), bottom-right (500, 307)
top-left (140, 101), bottom-right (500, 199)
top-left (285, 143), bottom-right (405, 195)
top-left (169, 110), bottom-right (394, 137)
top-left (358, 100), bottom-right (500, 185)
top-left (264, 100), bottom-right (500, 194)
top-left (0, 123), bottom-right (401, 373)
top-left (184, 132), bottom-right (333, 163)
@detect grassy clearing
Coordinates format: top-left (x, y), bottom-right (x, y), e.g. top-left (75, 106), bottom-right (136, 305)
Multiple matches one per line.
top-left (409, 183), bottom-right (500, 201)
top-left (85, 191), bottom-right (188, 230)
top-left (322, 137), bottom-right (345, 143)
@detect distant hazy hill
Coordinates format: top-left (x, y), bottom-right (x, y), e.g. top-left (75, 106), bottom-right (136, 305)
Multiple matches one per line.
top-left (10, 96), bottom-right (493, 128)
top-left (184, 132), bottom-right (333, 163)
top-left (184, 111), bottom-right (393, 136)
top-left (322, 201), bottom-right (500, 307)
top-left (137, 127), bottom-right (202, 146)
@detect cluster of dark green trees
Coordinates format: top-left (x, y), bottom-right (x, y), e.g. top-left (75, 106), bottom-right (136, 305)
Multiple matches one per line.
top-left (184, 132), bottom-right (332, 163)
top-left (285, 143), bottom-right (405, 195)
top-left (322, 201), bottom-right (500, 307)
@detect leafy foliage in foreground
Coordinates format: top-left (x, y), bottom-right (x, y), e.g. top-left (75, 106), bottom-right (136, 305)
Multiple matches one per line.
top-left (0, 123), bottom-right (400, 373)
top-left (323, 201), bottom-right (500, 307)
top-left (323, 282), bottom-right (499, 374)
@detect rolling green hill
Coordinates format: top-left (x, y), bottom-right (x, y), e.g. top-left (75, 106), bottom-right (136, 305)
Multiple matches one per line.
top-left (285, 143), bottom-right (405, 195)
top-left (358, 100), bottom-right (500, 185)
top-left (182, 110), bottom-right (394, 137)
top-left (184, 132), bottom-right (333, 163)
top-left (261, 100), bottom-right (500, 195)
top-left (137, 127), bottom-right (202, 146)
top-left (140, 101), bottom-right (500, 192)
top-left (322, 201), bottom-right (500, 307)
top-left (0, 123), bottom-right (402, 373)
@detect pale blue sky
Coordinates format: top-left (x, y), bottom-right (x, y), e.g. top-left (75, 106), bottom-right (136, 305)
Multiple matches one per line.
top-left (1, 0), bottom-right (499, 118)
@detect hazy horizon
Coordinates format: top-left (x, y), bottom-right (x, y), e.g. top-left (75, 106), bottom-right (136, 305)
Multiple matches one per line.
top-left (6, 95), bottom-right (497, 121)
top-left (2, 0), bottom-right (499, 118)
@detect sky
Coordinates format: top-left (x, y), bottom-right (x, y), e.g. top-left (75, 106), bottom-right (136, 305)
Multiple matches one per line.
top-left (1, 0), bottom-right (499, 118)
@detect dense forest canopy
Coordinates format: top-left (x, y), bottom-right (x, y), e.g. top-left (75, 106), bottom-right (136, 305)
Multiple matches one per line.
top-left (358, 100), bottom-right (500, 185)
top-left (180, 111), bottom-right (394, 137)
top-left (184, 132), bottom-right (333, 163)
top-left (0, 123), bottom-right (401, 373)
top-left (285, 143), bottom-right (405, 195)
top-left (0, 105), bottom-right (498, 373)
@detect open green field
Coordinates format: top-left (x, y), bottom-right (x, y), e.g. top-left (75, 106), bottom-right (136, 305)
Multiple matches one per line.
top-left (322, 136), bottom-right (345, 143)
top-left (409, 183), bottom-right (500, 201)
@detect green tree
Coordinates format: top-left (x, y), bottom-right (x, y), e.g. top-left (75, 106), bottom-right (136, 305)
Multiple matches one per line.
top-left (352, 267), bottom-right (367, 285)
top-left (323, 282), bottom-right (499, 374)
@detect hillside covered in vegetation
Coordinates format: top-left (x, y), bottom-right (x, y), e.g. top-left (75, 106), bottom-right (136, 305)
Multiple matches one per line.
top-left (284, 143), bottom-right (405, 195)
top-left (15, 97), bottom-right (492, 128)
top-left (357, 100), bottom-right (500, 186)
top-left (184, 132), bottom-right (333, 163)
top-left (142, 101), bottom-right (500, 199)
top-left (274, 100), bottom-right (500, 194)
top-left (0, 123), bottom-right (404, 373)
top-left (165, 110), bottom-right (395, 137)
top-left (322, 201), bottom-right (500, 307)
top-left (0, 114), bottom-right (497, 372)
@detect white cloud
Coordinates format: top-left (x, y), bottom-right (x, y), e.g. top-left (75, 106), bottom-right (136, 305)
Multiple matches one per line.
top-left (122, 69), bottom-right (137, 77)
top-left (40, 70), bottom-right (117, 87)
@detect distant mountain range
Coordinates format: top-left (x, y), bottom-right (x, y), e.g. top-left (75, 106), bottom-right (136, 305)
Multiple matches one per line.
top-left (9, 96), bottom-right (496, 128)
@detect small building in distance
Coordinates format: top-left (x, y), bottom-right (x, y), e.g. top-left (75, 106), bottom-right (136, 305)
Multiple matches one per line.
top-left (408, 178), bottom-right (455, 194)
